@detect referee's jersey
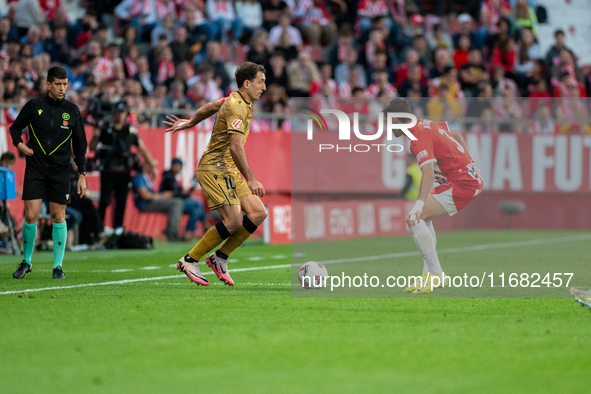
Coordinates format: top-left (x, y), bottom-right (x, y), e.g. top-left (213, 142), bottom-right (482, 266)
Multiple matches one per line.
top-left (9, 94), bottom-right (87, 173)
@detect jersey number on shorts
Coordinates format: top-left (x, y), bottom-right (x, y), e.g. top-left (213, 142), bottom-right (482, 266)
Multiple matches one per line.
top-left (223, 176), bottom-right (237, 191)
top-left (438, 127), bottom-right (465, 153)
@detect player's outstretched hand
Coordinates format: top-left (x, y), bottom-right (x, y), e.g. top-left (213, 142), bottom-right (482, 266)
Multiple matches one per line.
top-left (248, 179), bottom-right (265, 197)
top-left (17, 142), bottom-right (33, 156)
top-left (163, 115), bottom-right (191, 134)
top-left (78, 175), bottom-right (87, 198)
top-left (406, 210), bottom-right (421, 228)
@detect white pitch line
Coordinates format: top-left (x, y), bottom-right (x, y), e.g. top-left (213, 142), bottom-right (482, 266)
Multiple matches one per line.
top-left (153, 282), bottom-right (291, 286)
top-left (313, 233), bottom-right (591, 266)
top-left (140, 266), bottom-right (161, 270)
top-left (0, 275), bottom-right (186, 295)
top-left (2, 234), bottom-right (590, 296)
top-left (0, 264), bottom-right (292, 295)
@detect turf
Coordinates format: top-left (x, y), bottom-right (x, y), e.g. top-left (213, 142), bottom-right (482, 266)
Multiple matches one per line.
top-left (1, 231), bottom-right (590, 393)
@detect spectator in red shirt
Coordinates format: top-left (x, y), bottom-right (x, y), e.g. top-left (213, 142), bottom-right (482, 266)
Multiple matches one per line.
top-left (528, 78), bottom-right (551, 114)
top-left (309, 62), bottom-right (337, 97)
top-left (453, 34), bottom-right (471, 70)
top-left (491, 36), bottom-right (516, 76)
top-left (39, 0), bottom-right (60, 20)
top-left (357, 0), bottom-right (392, 33)
top-left (396, 48), bottom-right (426, 87)
top-left (553, 71), bottom-right (587, 98)
top-left (294, 0), bottom-right (337, 47)
top-left (479, 0), bottom-right (512, 35)
top-left (550, 48), bottom-right (584, 89)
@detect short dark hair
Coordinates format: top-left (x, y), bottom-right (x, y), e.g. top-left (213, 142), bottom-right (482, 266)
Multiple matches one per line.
top-left (47, 66), bottom-right (68, 82)
top-left (0, 151), bottom-right (16, 163)
top-left (497, 17), bottom-right (510, 27)
top-left (352, 87), bottom-right (365, 95)
top-left (235, 62), bottom-right (266, 88)
top-left (383, 97), bottom-right (412, 114)
top-left (554, 29), bottom-right (565, 37)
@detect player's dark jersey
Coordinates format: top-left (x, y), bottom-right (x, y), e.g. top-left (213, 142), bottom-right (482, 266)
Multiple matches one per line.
top-left (9, 94), bottom-right (87, 173)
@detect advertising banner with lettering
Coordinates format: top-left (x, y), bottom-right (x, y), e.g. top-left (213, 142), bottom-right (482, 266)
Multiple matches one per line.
top-left (292, 132), bottom-right (591, 194)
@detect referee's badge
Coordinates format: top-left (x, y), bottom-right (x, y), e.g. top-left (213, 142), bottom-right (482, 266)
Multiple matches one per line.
top-left (63, 121), bottom-right (68, 126)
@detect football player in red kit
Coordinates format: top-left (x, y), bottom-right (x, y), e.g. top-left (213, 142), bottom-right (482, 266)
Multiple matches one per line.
top-left (384, 98), bottom-right (483, 294)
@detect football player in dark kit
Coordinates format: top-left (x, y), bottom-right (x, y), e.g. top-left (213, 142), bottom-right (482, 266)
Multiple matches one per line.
top-left (9, 66), bottom-right (87, 279)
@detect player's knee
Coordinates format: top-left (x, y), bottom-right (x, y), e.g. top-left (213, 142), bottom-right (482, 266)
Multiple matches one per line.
top-left (253, 208), bottom-right (267, 224)
top-left (24, 212), bottom-right (39, 224)
top-left (51, 212), bottom-right (66, 223)
top-left (408, 219), bottom-right (426, 234)
top-left (224, 217), bottom-right (243, 234)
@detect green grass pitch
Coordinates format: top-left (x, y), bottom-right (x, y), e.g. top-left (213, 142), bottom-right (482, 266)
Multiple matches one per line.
top-left (1, 230), bottom-right (590, 393)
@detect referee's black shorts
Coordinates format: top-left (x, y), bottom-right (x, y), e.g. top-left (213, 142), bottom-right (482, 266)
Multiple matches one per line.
top-left (22, 166), bottom-right (71, 205)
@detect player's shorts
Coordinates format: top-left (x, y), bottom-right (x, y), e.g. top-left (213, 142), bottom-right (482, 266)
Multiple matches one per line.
top-left (22, 167), bottom-right (71, 205)
top-left (431, 180), bottom-right (482, 216)
top-left (196, 169), bottom-right (251, 210)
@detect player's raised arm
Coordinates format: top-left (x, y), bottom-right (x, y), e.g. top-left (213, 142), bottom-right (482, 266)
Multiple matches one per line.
top-left (163, 97), bottom-right (226, 133)
top-left (450, 129), bottom-right (469, 153)
top-left (228, 133), bottom-right (265, 197)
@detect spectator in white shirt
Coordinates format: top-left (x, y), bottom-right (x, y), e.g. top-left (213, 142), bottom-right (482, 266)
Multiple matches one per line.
top-left (234, 0), bottom-right (263, 30)
top-left (206, 0), bottom-right (245, 42)
top-left (268, 12), bottom-right (302, 47)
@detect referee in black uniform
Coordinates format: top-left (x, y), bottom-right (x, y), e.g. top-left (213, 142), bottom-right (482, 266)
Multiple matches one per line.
top-left (9, 66), bottom-right (87, 279)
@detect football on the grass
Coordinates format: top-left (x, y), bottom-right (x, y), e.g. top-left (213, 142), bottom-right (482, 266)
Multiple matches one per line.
top-left (298, 261), bottom-right (328, 289)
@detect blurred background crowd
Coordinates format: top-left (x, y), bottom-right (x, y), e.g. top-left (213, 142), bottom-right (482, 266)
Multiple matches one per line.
top-left (0, 0), bottom-right (590, 133)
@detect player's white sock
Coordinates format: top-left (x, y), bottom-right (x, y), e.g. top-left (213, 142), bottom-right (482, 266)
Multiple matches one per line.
top-left (422, 221), bottom-right (437, 275)
top-left (410, 220), bottom-right (442, 276)
top-left (426, 220), bottom-right (436, 245)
